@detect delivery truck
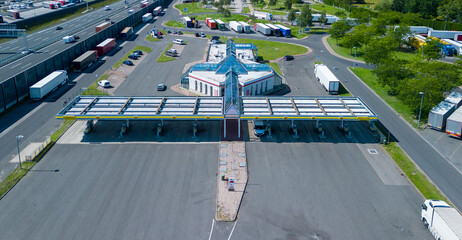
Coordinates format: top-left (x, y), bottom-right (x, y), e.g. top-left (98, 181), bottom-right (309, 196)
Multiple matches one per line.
top-left (314, 64), bottom-right (340, 94)
top-left (153, 6), bottom-right (162, 16)
top-left (96, 38), bottom-right (116, 55)
top-left (238, 21), bottom-right (251, 33)
top-left (421, 199), bottom-right (462, 240)
top-left (73, 50), bottom-right (97, 72)
top-left (229, 21), bottom-right (243, 33)
top-left (62, 35), bottom-right (76, 43)
top-left (183, 17), bottom-right (193, 28)
top-left (275, 24), bottom-right (291, 37)
top-left (95, 22), bottom-right (110, 33)
top-left (252, 11), bottom-right (272, 20)
top-left (445, 92), bottom-right (462, 108)
top-left (446, 107), bottom-right (462, 139)
top-left (429, 30), bottom-right (462, 39)
top-left (30, 70), bottom-right (68, 100)
top-left (428, 101), bottom-right (455, 131)
top-left (255, 23), bottom-right (271, 36)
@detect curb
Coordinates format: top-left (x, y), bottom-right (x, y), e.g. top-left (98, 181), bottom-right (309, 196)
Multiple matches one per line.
top-left (322, 35), bottom-right (366, 64)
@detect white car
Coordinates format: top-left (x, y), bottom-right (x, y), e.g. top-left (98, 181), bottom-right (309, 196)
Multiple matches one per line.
top-left (173, 39), bottom-right (184, 45)
top-left (104, 5), bottom-right (110, 10)
top-left (98, 80), bottom-right (110, 88)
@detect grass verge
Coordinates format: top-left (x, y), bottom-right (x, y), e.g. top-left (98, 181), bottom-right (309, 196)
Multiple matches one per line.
top-left (351, 67), bottom-right (417, 127)
top-left (243, 7), bottom-right (250, 13)
top-left (190, 13), bottom-right (249, 22)
top-left (233, 38), bottom-right (308, 61)
top-left (146, 34), bottom-right (161, 42)
top-left (157, 42), bottom-right (176, 62)
top-left (267, 62), bottom-right (282, 76)
top-left (112, 45), bottom-right (152, 68)
top-left (166, 20), bottom-right (185, 28)
top-left (311, 3), bottom-right (348, 16)
top-left (175, 3), bottom-right (215, 15)
top-left (82, 74), bottom-right (109, 95)
top-left (0, 119), bottom-right (75, 198)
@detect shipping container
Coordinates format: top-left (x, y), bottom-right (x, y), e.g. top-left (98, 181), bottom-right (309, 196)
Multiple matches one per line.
top-left (95, 22), bottom-right (110, 33)
top-left (314, 64), bottom-right (340, 94)
top-left (73, 51), bottom-right (97, 72)
top-left (445, 92), bottom-right (462, 108)
top-left (120, 27), bottom-right (133, 39)
top-left (255, 23), bottom-right (271, 36)
top-left (30, 70), bottom-right (68, 100)
top-left (142, 13), bottom-right (152, 22)
top-left (274, 24), bottom-right (291, 37)
top-left (428, 101), bottom-right (455, 131)
top-left (183, 16), bottom-right (193, 28)
top-left (215, 19), bottom-right (225, 30)
top-left (446, 107), bottom-right (462, 139)
top-left (229, 21), bottom-right (243, 33)
top-left (153, 6), bottom-right (162, 16)
top-left (238, 21), bottom-right (251, 33)
top-left (266, 23), bottom-right (282, 36)
top-left (428, 30), bottom-right (462, 39)
top-left (96, 38), bottom-right (116, 55)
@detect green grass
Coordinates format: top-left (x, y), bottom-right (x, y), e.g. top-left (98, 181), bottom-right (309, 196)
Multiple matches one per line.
top-left (146, 34), bottom-right (161, 42)
top-left (384, 142), bottom-right (448, 201)
top-left (234, 38), bottom-right (308, 61)
top-left (243, 7), bottom-right (250, 13)
top-left (166, 20), bottom-right (185, 28)
top-left (311, 3), bottom-right (348, 16)
top-left (82, 74), bottom-right (109, 95)
top-left (191, 13), bottom-right (250, 22)
top-left (112, 46), bottom-right (152, 68)
top-left (351, 67), bottom-right (417, 127)
top-left (267, 62), bottom-right (282, 76)
top-left (260, 9), bottom-right (287, 15)
top-left (157, 42), bottom-right (177, 63)
top-left (175, 3), bottom-right (215, 15)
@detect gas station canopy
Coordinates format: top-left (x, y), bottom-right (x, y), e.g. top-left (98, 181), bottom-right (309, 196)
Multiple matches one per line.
top-left (57, 96), bottom-right (377, 121)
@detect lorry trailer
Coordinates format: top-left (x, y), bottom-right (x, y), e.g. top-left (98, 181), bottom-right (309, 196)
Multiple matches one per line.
top-left (255, 23), bottom-right (271, 36)
top-left (153, 6), bottom-right (162, 16)
top-left (95, 22), bottom-right (110, 33)
top-left (30, 70), bottom-right (68, 100)
top-left (120, 27), bottom-right (133, 39)
top-left (96, 38), bottom-right (116, 56)
top-left (274, 24), bottom-right (291, 37)
top-left (446, 107), bottom-right (462, 139)
top-left (6, 10), bottom-right (20, 19)
top-left (142, 13), bottom-right (152, 22)
top-left (252, 11), bottom-right (272, 20)
top-left (238, 21), bottom-right (251, 33)
top-left (73, 50), bottom-right (97, 72)
top-left (229, 21), bottom-right (243, 33)
top-left (314, 64), bottom-right (340, 94)
top-left (421, 199), bottom-right (462, 240)
top-left (215, 19), bottom-right (225, 30)
top-left (445, 92), bottom-right (462, 108)
top-left (266, 23), bottom-right (281, 36)
top-left (409, 26), bottom-right (431, 34)
top-left (428, 101), bottom-right (455, 131)
top-left (205, 18), bottom-right (217, 29)
top-left (429, 30), bottom-right (462, 39)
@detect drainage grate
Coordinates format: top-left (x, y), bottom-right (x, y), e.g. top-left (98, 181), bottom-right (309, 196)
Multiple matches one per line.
top-left (368, 149), bottom-right (378, 155)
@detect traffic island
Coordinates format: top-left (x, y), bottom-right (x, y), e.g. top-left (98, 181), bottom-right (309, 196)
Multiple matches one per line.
top-left (216, 141), bottom-right (248, 221)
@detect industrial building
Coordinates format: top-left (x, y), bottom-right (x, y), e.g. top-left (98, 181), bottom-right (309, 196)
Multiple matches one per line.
top-left (180, 39), bottom-right (282, 96)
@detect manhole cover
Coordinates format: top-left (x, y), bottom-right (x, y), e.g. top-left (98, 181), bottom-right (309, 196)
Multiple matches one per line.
top-left (368, 149), bottom-right (378, 155)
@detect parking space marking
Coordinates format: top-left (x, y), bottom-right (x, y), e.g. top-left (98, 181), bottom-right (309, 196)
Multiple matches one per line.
top-left (227, 221), bottom-right (237, 240)
top-left (208, 219), bottom-right (214, 240)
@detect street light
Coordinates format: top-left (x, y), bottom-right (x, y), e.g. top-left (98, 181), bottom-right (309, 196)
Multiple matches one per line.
top-left (274, 48), bottom-right (278, 62)
top-left (16, 135), bottom-right (24, 169)
top-left (418, 92), bottom-right (424, 128)
top-left (353, 46), bottom-right (357, 71)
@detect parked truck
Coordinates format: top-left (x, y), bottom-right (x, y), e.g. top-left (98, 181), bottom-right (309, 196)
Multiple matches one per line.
top-left (62, 35), bottom-right (76, 43)
top-left (183, 17), bottom-right (193, 28)
top-left (153, 6), bottom-right (162, 16)
top-left (120, 27), bottom-right (133, 39)
top-left (446, 107), bottom-right (462, 139)
top-left (442, 39), bottom-right (462, 56)
top-left (445, 92), bottom-right (462, 108)
top-left (95, 22), bottom-right (110, 33)
top-left (30, 70), bottom-right (68, 100)
top-left (73, 50), bottom-right (97, 72)
top-left (215, 19), bottom-right (225, 30)
top-left (429, 30), bottom-right (462, 39)
top-left (421, 199), bottom-right (462, 240)
top-left (238, 21), bottom-right (251, 33)
top-left (252, 11), bottom-right (272, 20)
top-left (314, 64), bottom-right (340, 94)
top-left (96, 38), bottom-right (116, 55)
top-left (266, 23), bottom-right (281, 36)
top-left (255, 23), bottom-right (271, 36)
top-left (428, 101), bottom-right (455, 131)
top-left (275, 24), bottom-right (291, 37)
top-left (205, 18), bottom-right (217, 29)
top-left (229, 21), bottom-right (243, 33)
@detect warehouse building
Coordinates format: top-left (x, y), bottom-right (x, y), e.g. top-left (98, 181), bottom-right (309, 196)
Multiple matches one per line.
top-left (180, 39), bottom-right (282, 96)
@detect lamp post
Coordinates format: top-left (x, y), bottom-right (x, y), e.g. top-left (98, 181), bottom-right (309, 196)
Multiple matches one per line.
top-left (353, 46), bottom-right (357, 71)
top-left (274, 48), bottom-right (278, 62)
top-left (16, 135), bottom-right (24, 169)
top-left (418, 92), bottom-right (424, 128)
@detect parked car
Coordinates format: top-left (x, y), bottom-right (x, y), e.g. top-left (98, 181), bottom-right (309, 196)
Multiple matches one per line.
top-left (133, 50), bottom-right (143, 55)
top-left (173, 39), bottom-right (184, 45)
top-left (128, 54), bottom-right (138, 60)
top-left (123, 60), bottom-right (134, 66)
top-left (200, 32), bottom-right (206, 37)
top-left (195, 33), bottom-right (200, 37)
top-left (172, 30), bottom-right (177, 34)
top-left (166, 49), bottom-right (178, 57)
top-left (56, 26), bottom-right (63, 30)
top-left (178, 30), bottom-right (182, 35)
top-left (157, 84), bottom-right (166, 91)
top-left (167, 29), bottom-right (171, 33)
top-left (211, 36), bottom-right (220, 41)
top-left (283, 55), bottom-right (294, 61)
top-left (98, 80), bottom-right (110, 88)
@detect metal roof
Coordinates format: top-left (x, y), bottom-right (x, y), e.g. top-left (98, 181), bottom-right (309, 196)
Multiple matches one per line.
top-left (57, 96), bottom-right (377, 121)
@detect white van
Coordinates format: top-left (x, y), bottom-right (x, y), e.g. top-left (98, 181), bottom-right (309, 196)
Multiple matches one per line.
top-left (173, 39), bottom-right (184, 45)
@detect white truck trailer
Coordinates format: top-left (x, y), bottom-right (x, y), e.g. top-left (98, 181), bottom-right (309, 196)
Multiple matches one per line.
top-left (421, 200), bottom-right (462, 240)
top-left (142, 13), bottom-right (152, 22)
top-left (446, 107), bottom-right (462, 139)
top-left (428, 101), bottom-right (455, 131)
top-left (429, 30), bottom-right (462, 39)
top-left (314, 64), bottom-right (340, 94)
top-left (409, 26), bottom-right (431, 34)
top-left (30, 70), bottom-right (68, 100)
top-left (255, 23), bottom-right (271, 36)
top-left (445, 92), bottom-right (462, 108)
top-left (252, 11), bottom-right (272, 20)
top-left (238, 21), bottom-right (251, 33)
top-left (229, 21), bottom-right (243, 33)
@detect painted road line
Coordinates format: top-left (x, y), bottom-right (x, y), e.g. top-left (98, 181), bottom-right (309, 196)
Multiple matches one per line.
top-left (0, 103), bottom-right (46, 139)
top-left (208, 219), bottom-right (214, 240)
top-left (227, 222), bottom-right (237, 240)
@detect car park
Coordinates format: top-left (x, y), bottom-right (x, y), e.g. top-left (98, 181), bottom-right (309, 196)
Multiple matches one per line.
top-left (123, 60), bottom-right (134, 66)
top-left (173, 39), bottom-right (184, 45)
top-left (157, 84), bottom-right (166, 91)
top-left (128, 54), bottom-right (138, 60)
top-left (284, 55), bottom-right (294, 61)
top-left (98, 80), bottom-right (110, 88)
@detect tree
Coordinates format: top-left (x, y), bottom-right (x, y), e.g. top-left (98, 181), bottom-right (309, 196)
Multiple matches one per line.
top-left (223, 7), bottom-right (231, 17)
top-left (284, 0), bottom-right (292, 10)
top-left (422, 40), bottom-right (441, 61)
top-left (319, 10), bottom-right (328, 28)
top-left (364, 37), bottom-right (396, 66)
top-left (391, 0), bottom-right (405, 12)
top-left (387, 25), bottom-right (411, 49)
top-left (268, 0), bottom-right (277, 8)
top-left (335, 11), bottom-right (347, 20)
top-left (438, 0), bottom-right (462, 23)
top-left (328, 20), bottom-right (351, 43)
top-left (298, 4), bottom-right (313, 27)
top-left (250, 0), bottom-right (258, 6)
top-left (340, 32), bottom-right (363, 52)
top-left (288, 9), bottom-right (297, 25)
top-left (373, 58), bottom-right (408, 95)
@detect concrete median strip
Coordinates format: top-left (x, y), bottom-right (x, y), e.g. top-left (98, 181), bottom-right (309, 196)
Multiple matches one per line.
top-left (216, 141), bottom-right (248, 222)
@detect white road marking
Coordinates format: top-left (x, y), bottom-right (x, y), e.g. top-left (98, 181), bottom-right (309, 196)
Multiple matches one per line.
top-left (21, 63), bottom-right (32, 69)
top-left (10, 63), bottom-right (22, 68)
top-left (0, 103), bottom-right (46, 138)
top-left (208, 219), bottom-right (214, 240)
top-left (227, 221), bottom-right (237, 240)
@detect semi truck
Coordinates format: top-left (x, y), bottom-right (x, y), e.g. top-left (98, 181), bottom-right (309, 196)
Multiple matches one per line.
top-left (442, 39), bottom-right (462, 55)
top-left (238, 21), bottom-right (251, 33)
top-left (252, 11), bottom-right (272, 20)
top-left (142, 13), bottom-right (152, 22)
top-left (215, 19), bottom-right (225, 30)
top-left (153, 6), bottom-right (162, 16)
top-left (428, 101), bottom-right (455, 131)
top-left (314, 64), bottom-right (340, 94)
top-left (6, 10), bottom-right (20, 19)
top-left (43, 1), bottom-right (56, 8)
top-left (421, 199), bottom-right (462, 240)
top-left (29, 70), bottom-right (68, 100)
top-left (275, 24), bottom-right (291, 37)
top-left (255, 23), bottom-right (271, 36)
top-left (73, 50), bottom-right (97, 72)
top-left (229, 21), bottom-right (243, 33)
top-left (266, 23), bottom-right (281, 36)
top-left (120, 27), bottom-right (133, 39)
top-left (96, 38), bottom-right (116, 55)
top-left (446, 107), bottom-right (462, 139)
top-left (205, 18), bottom-right (217, 29)
top-left (183, 17), bottom-right (193, 28)
top-left (409, 26), bottom-right (431, 34)
top-left (95, 22), bottom-right (110, 33)
top-left (445, 92), bottom-right (462, 108)
top-left (429, 30), bottom-right (462, 39)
